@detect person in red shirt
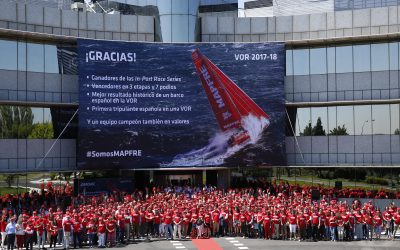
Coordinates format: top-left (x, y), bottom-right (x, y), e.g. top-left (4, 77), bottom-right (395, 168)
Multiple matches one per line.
top-left (131, 208), bottom-right (140, 240)
top-left (363, 211), bottom-right (373, 241)
top-left (211, 208), bottom-right (220, 237)
top-left (164, 210), bottom-right (173, 240)
top-left (373, 211), bottom-right (383, 240)
top-left (62, 215), bottom-right (72, 250)
top-left (48, 220), bottom-right (58, 250)
top-left (35, 215), bottom-right (46, 249)
top-left (0, 216), bottom-right (7, 249)
top-left (153, 210), bottom-right (161, 238)
top-left (97, 218), bottom-right (106, 248)
top-left (233, 209), bottom-right (241, 236)
top-left (311, 211), bottom-right (319, 241)
top-left (24, 221), bottom-right (34, 250)
top-left (173, 212), bottom-right (182, 239)
top-left (72, 215), bottom-right (82, 248)
top-left (298, 211), bottom-right (307, 241)
top-left (182, 211), bottom-right (191, 239)
top-left (271, 211), bottom-right (281, 240)
top-left (329, 212), bottom-right (338, 241)
top-left (106, 217), bottom-right (116, 247)
top-left (393, 209), bottom-right (400, 240)
top-left (288, 211), bottom-right (297, 240)
top-left (123, 210), bottom-right (132, 241)
top-left (263, 212), bottom-right (272, 240)
top-left (86, 218), bottom-right (96, 248)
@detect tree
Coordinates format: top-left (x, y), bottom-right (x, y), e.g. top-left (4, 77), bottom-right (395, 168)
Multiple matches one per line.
top-left (0, 106), bottom-right (34, 138)
top-left (395, 128), bottom-right (400, 135)
top-left (312, 117), bottom-right (326, 136)
top-left (329, 125), bottom-right (349, 135)
top-left (300, 122), bottom-right (312, 136)
top-left (28, 122), bottom-right (54, 139)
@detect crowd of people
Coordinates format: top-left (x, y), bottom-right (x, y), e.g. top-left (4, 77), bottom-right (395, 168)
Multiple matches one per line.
top-left (0, 180), bottom-right (399, 250)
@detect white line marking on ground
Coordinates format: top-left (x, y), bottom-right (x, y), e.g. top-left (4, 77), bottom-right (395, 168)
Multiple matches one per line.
top-left (234, 243), bottom-right (244, 246)
top-left (175, 246), bottom-right (186, 249)
top-left (230, 240), bottom-right (239, 243)
top-left (226, 237), bottom-right (235, 240)
top-left (238, 247), bottom-right (249, 250)
top-left (173, 243), bottom-right (183, 245)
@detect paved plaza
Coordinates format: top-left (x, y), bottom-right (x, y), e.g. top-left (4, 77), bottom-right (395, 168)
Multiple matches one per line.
top-left (59, 237), bottom-right (399, 250)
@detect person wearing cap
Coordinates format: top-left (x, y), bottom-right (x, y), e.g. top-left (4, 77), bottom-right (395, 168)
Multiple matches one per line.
top-left (5, 216), bottom-right (17, 250)
top-left (62, 215), bottom-right (72, 250)
top-left (97, 218), bottom-right (106, 248)
top-left (1, 216), bottom-right (7, 250)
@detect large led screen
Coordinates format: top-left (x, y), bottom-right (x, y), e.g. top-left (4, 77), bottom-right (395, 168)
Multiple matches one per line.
top-left (77, 39), bottom-right (286, 169)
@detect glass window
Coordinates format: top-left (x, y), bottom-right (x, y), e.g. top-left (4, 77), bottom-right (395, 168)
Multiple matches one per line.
top-left (327, 47), bottom-right (335, 73)
top-left (44, 45), bottom-right (59, 74)
top-left (293, 49), bottom-right (309, 75)
top-left (353, 44), bottom-right (370, 72)
top-left (389, 42), bottom-right (398, 70)
top-left (172, 15), bottom-right (189, 42)
top-left (188, 15), bottom-right (197, 42)
top-left (354, 105), bottom-right (371, 135)
top-left (0, 39), bottom-right (17, 70)
top-left (310, 48), bottom-right (327, 74)
top-left (371, 43), bottom-right (389, 71)
top-left (171, 0), bottom-right (189, 14)
top-left (311, 107), bottom-right (328, 135)
top-left (337, 106), bottom-right (354, 135)
top-left (296, 108), bottom-right (311, 136)
top-left (372, 105), bottom-right (390, 134)
top-left (390, 104), bottom-right (400, 134)
top-left (27, 43), bottom-right (44, 72)
top-left (327, 106), bottom-right (337, 135)
top-left (157, 0), bottom-right (172, 15)
top-left (286, 50), bottom-right (293, 76)
top-left (335, 45), bottom-right (353, 73)
top-left (159, 15), bottom-right (172, 42)
top-left (18, 41), bottom-right (26, 71)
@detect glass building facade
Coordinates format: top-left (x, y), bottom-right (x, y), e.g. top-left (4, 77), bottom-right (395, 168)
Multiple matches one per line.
top-left (0, 0), bottom-right (399, 191)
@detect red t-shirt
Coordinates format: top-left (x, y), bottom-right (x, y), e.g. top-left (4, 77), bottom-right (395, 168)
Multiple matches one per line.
top-left (289, 215), bottom-right (297, 225)
top-left (63, 220), bottom-right (72, 232)
top-left (164, 213), bottom-right (172, 225)
top-left (98, 222), bottom-right (106, 234)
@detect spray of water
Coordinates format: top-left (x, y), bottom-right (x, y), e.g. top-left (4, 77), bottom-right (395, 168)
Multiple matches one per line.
top-left (160, 114), bottom-right (270, 167)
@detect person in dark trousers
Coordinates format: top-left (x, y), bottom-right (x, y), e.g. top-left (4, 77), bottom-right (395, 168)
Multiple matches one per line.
top-left (5, 216), bottom-right (17, 250)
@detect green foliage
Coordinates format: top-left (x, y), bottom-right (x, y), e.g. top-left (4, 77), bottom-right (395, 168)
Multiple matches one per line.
top-left (365, 176), bottom-right (389, 186)
top-left (329, 124), bottom-right (349, 135)
top-left (312, 117), bottom-right (326, 136)
top-left (0, 106), bottom-right (34, 138)
top-left (28, 122), bottom-right (54, 139)
top-left (300, 122), bottom-right (312, 136)
top-left (395, 128), bottom-right (400, 135)
top-left (300, 117), bottom-right (326, 136)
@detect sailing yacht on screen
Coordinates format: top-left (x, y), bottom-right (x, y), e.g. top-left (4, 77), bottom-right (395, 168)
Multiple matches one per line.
top-left (192, 49), bottom-right (270, 146)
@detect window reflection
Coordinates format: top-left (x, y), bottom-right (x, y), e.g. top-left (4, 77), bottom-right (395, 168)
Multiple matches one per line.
top-left (293, 49), bottom-right (309, 75)
top-left (389, 42), bottom-right (398, 70)
top-left (172, 15), bottom-right (189, 42)
top-left (371, 43), bottom-right (389, 71)
top-left (354, 105), bottom-right (371, 135)
top-left (336, 45), bottom-right (353, 73)
top-left (336, 106), bottom-right (354, 135)
top-left (327, 106), bottom-right (337, 134)
top-left (18, 41), bottom-right (26, 71)
top-left (372, 105), bottom-right (390, 134)
top-left (44, 45), bottom-right (59, 74)
top-left (310, 48), bottom-right (327, 74)
top-left (390, 104), bottom-right (400, 134)
top-left (353, 44), bottom-right (370, 72)
top-left (27, 43), bottom-right (44, 73)
top-left (286, 50), bottom-right (293, 75)
top-left (327, 47), bottom-right (335, 74)
top-left (311, 107), bottom-right (327, 135)
top-left (0, 105), bottom-right (78, 139)
top-left (0, 40), bottom-right (17, 70)
top-left (296, 108), bottom-right (311, 136)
